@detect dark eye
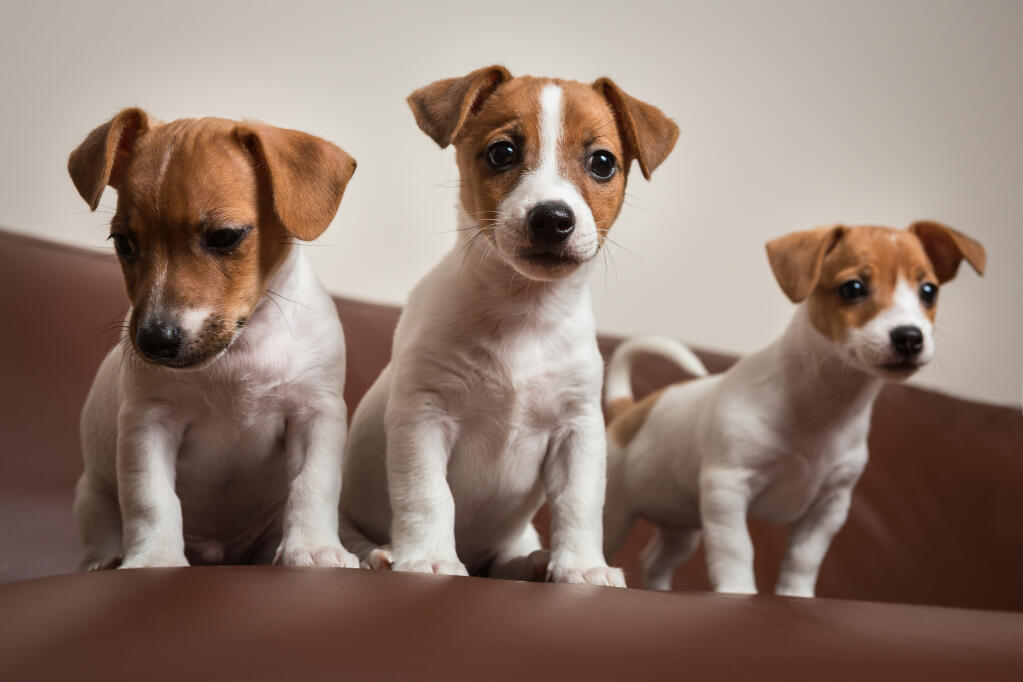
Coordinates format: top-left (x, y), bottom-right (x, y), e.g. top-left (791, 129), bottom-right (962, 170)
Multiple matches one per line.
top-left (205, 227), bottom-right (250, 252)
top-left (110, 233), bottom-right (138, 262)
top-left (586, 150), bottom-right (617, 180)
top-left (486, 141), bottom-right (520, 170)
top-left (919, 282), bottom-right (938, 307)
top-left (837, 279), bottom-right (868, 302)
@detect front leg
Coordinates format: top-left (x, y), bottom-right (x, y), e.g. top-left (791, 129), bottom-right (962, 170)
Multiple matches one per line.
top-left (385, 397), bottom-right (467, 576)
top-left (275, 397), bottom-right (359, 568)
top-left (116, 405), bottom-right (189, 568)
top-left (775, 465), bottom-right (862, 598)
top-left (543, 407), bottom-right (625, 587)
top-left (699, 468), bottom-right (756, 594)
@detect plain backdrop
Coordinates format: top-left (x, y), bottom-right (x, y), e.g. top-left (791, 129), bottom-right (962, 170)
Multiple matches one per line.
top-left (0, 0), bottom-right (1019, 406)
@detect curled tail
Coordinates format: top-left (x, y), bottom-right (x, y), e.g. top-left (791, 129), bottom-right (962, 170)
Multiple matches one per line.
top-left (604, 335), bottom-right (709, 420)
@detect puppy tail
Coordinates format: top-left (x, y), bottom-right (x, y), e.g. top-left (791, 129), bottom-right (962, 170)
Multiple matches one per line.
top-left (605, 335), bottom-right (709, 420)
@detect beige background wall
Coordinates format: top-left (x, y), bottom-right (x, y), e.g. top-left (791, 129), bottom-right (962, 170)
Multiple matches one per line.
top-left (1, 0), bottom-right (1019, 406)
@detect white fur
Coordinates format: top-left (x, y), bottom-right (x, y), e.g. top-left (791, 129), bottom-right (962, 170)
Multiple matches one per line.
top-left (74, 248), bottom-right (358, 571)
top-left (604, 294), bottom-right (934, 596)
top-left (340, 84), bottom-right (624, 586)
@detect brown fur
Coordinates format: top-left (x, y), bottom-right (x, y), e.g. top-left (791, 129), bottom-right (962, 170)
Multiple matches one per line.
top-left (767, 223), bottom-right (986, 341)
top-left (607, 388), bottom-right (668, 448)
top-left (68, 111), bottom-right (356, 366)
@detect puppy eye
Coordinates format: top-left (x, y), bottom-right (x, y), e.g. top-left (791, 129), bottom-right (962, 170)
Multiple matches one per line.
top-left (919, 282), bottom-right (938, 307)
top-left (586, 150), bottom-right (617, 180)
top-left (205, 227), bottom-right (251, 252)
top-left (109, 233), bottom-right (138, 262)
top-left (837, 279), bottom-right (868, 302)
top-left (486, 141), bottom-right (520, 170)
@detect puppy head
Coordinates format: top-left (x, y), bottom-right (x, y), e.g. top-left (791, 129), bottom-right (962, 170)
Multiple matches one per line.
top-left (766, 222), bottom-right (985, 379)
top-left (69, 109), bottom-right (356, 368)
top-left (408, 66), bottom-right (678, 281)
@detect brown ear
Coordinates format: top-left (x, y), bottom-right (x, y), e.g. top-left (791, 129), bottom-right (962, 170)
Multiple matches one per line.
top-left (68, 108), bottom-right (149, 210)
top-left (908, 220), bottom-right (986, 283)
top-left (594, 78), bottom-right (679, 180)
top-left (766, 225), bottom-right (848, 303)
top-left (235, 123), bottom-right (357, 241)
top-left (407, 65), bottom-right (512, 148)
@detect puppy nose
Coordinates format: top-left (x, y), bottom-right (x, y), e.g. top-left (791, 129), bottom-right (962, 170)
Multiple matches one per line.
top-left (890, 325), bottom-right (924, 357)
top-left (136, 319), bottom-right (183, 360)
top-left (527, 201), bottom-right (575, 245)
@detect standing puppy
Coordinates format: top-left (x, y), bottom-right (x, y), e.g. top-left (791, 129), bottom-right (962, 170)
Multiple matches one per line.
top-left (71, 109), bottom-right (359, 570)
top-left (603, 222), bottom-right (985, 595)
top-left (340, 66), bottom-right (678, 584)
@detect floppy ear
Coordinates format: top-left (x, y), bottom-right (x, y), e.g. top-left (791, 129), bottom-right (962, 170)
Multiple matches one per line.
top-left (68, 108), bottom-right (149, 210)
top-left (908, 220), bottom-right (986, 284)
top-left (235, 123), bottom-right (357, 242)
top-left (766, 225), bottom-right (848, 303)
top-left (407, 65), bottom-right (512, 148)
top-left (593, 78), bottom-right (679, 180)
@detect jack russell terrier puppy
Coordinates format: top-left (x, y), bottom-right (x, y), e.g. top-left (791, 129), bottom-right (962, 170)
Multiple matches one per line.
top-left (603, 221), bottom-right (985, 595)
top-left (69, 109), bottom-right (359, 570)
top-left (339, 66), bottom-right (678, 585)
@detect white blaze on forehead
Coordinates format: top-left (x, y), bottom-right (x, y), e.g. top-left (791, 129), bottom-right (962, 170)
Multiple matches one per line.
top-left (154, 139), bottom-right (177, 215)
top-left (537, 84), bottom-right (563, 175)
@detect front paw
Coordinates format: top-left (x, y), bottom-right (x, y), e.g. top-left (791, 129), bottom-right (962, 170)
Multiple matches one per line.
top-left (391, 554), bottom-right (468, 577)
top-left (119, 551), bottom-right (189, 569)
top-left (274, 542), bottom-right (360, 568)
top-left (547, 558), bottom-right (626, 587)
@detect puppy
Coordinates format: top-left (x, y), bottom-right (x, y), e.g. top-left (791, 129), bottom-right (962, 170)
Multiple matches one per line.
top-left (340, 66), bottom-right (678, 584)
top-left (70, 109), bottom-right (359, 570)
top-left (603, 222), bottom-right (985, 595)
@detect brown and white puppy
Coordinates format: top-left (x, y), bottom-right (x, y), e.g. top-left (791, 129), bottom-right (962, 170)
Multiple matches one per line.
top-left (70, 109), bottom-right (359, 570)
top-left (340, 66), bottom-right (677, 584)
top-left (603, 222), bottom-right (985, 595)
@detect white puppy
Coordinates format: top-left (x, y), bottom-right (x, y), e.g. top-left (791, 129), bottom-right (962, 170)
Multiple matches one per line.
top-left (69, 110), bottom-right (359, 570)
top-left (603, 222), bottom-right (985, 595)
top-left (340, 66), bottom-right (678, 584)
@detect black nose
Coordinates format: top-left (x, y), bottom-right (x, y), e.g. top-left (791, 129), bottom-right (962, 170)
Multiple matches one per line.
top-left (136, 319), bottom-right (182, 360)
top-left (890, 325), bottom-right (924, 357)
top-left (527, 201), bottom-right (575, 245)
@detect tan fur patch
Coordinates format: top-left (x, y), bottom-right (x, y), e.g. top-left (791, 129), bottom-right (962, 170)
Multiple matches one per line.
top-left (608, 388), bottom-right (668, 448)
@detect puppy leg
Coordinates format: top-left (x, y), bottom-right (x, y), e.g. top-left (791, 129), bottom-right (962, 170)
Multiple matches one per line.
top-left (73, 473), bottom-right (123, 571)
top-left (386, 400), bottom-right (467, 576)
top-left (275, 404), bottom-right (359, 568)
top-left (487, 523), bottom-right (547, 581)
top-left (338, 514), bottom-right (392, 569)
top-left (775, 467), bottom-right (860, 597)
top-left (543, 408), bottom-right (625, 587)
top-left (602, 443), bottom-right (637, 560)
top-left (116, 408), bottom-right (189, 568)
top-left (639, 526), bottom-right (701, 591)
top-left (699, 470), bottom-right (756, 594)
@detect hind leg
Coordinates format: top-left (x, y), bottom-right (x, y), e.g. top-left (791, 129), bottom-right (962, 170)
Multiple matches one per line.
top-left (640, 526), bottom-right (701, 591)
top-left (73, 473), bottom-right (123, 572)
top-left (487, 523), bottom-right (548, 581)
top-left (339, 513), bottom-right (393, 569)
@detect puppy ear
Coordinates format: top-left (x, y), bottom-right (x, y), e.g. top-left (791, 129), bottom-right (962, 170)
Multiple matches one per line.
top-left (235, 123), bottom-right (357, 242)
top-left (68, 108), bottom-right (149, 210)
top-left (407, 65), bottom-right (512, 148)
top-left (908, 220), bottom-right (986, 283)
top-left (766, 225), bottom-right (847, 303)
top-left (593, 78), bottom-right (679, 180)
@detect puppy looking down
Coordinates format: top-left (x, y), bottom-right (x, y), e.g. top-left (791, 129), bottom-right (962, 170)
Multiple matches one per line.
top-left (70, 109), bottom-right (359, 570)
top-left (603, 222), bottom-right (985, 595)
top-left (340, 66), bottom-right (678, 584)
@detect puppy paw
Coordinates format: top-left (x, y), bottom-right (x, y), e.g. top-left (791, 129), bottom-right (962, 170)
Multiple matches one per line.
top-left (391, 555), bottom-right (468, 577)
top-left (81, 554), bottom-right (123, 572)
top-left (548, 560), bottom-right (626, 587)
top-left (715, 583), bottom-right (758, 595)
top-left (775, 584), bottom-right (813, 598)
top-left (363, 546), bottom-right (394, 570)
top-left (119, 552), bottom-right (189, 569)
top-left (275, 542), bottom-right (360, 569)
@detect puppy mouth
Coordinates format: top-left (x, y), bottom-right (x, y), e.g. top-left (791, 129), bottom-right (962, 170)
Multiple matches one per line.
top-left (876, 360), bottom-right (923, 376)
top-left (516, 249), bottom-right (581, 270)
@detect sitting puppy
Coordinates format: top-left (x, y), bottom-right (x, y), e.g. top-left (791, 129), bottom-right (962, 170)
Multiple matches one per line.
top-left (603, 222), bottom-right (985, 595)
top-left (340, 66), bottom-right (678, 584)
top-left (70, 109), bottom-right (359, 570)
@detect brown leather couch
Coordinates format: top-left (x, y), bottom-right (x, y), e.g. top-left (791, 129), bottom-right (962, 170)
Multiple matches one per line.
top-left (1, 229), bottom-right (1021, 680)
